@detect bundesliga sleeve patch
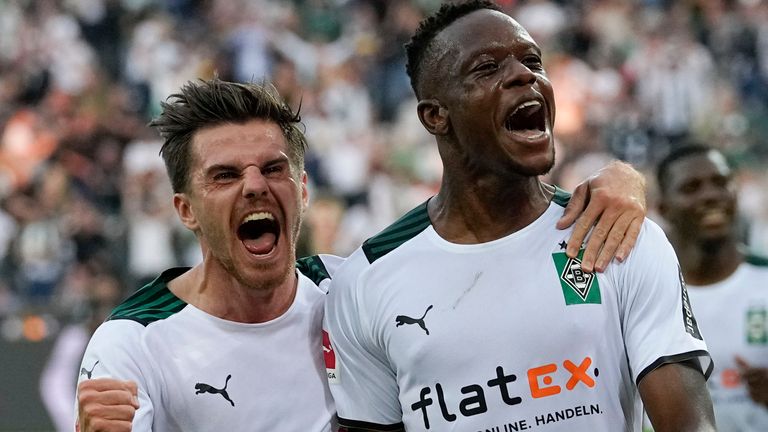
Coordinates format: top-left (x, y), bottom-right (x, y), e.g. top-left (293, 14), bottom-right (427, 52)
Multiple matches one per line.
top-left (552, 248), bottom-right (601, 305)
top-left (322, 329), bottom-right (340, 383)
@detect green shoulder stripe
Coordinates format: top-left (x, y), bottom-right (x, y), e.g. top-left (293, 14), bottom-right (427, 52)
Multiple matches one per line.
top-left (362, 201), bottom-right (431, 263)
top-left (552, 186), bottom-right (571, 208)
top-left (746, 253), bottom-right (768, 267)
top-left (296, 255), bottom-right (331, 285)
top-left (108, 267), bottom-right (189, 326)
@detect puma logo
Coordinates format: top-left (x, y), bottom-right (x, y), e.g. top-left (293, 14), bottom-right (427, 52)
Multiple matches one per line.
top-left (395, 305), bottom-right (434, 335)
top-left (195, 374), bottom-right (235, 407)
top-left (80, 361), bottom-right (99, 379)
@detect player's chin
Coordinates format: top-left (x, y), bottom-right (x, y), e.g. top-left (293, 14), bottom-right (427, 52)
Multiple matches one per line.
top-left (242, 259), bottom-right (294, 291)
top-left (510, 154), bottom-right (555, 177)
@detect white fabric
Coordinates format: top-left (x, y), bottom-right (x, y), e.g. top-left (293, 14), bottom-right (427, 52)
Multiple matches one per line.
top-left (76, 266), bottom-right (339, 431)
top-left (688, 261), bottom-right (768, 431)
top-left (324, 201), bottom-right (710, 431)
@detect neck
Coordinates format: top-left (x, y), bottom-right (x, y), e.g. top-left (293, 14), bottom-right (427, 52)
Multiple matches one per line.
top-left (429, 172), bottom-right (553, 244)
top-left (168, 261), bottom-right (298, 323)
top-left (670, 234), bottom-right (743, 286)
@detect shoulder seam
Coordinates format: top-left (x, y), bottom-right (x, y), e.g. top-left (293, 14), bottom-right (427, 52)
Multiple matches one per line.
top-left (107, 268), bottom-right (189, 326)
top-left (296, 255), bottom-right (332, 285)
top-left (362, 201), bottom-right (431, 264)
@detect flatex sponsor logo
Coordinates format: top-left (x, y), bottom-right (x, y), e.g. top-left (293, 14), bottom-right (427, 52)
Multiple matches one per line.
top-left (409, 356), bottom-right (599, 429)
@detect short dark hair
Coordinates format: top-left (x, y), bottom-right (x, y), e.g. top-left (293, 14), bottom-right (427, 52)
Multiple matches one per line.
top-left (149, 78), bottom-right (307, 193)
top-left (404, 0), bottom-right (501, 99)
top-left (656, 143), bottom-right (715, 194)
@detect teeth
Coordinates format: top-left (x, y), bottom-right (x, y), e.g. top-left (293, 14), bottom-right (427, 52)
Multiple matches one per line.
top-left (243, 212), bottom-right (274, 223)
top-left (512, 100), bottom-right (540, 115)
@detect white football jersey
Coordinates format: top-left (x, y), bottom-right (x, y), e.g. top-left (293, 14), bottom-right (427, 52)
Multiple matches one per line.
top-left (687, 258), bottom-right (768, 431)
top-left (324, 192), bottom-right (711, 432)
top-left (76, 255), bottom-right (343, 431)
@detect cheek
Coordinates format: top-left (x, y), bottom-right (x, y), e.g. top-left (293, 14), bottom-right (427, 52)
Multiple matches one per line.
top-left (541, 86), bottom-right (556, 125)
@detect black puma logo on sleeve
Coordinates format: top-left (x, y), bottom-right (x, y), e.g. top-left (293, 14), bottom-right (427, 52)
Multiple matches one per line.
top-left (80, 360), bottom-right (99, 379)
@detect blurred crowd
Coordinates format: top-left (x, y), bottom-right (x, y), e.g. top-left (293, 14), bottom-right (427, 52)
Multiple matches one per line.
top-left (1, 0), bottom-right (767, 345)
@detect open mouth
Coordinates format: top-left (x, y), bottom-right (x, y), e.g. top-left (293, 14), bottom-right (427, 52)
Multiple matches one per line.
top-left (237, 212), bottom-right (280, 255)
top-left (505, 100), bottom-right (546, 136)
top-left (699, 208), bottom-right (730, 228)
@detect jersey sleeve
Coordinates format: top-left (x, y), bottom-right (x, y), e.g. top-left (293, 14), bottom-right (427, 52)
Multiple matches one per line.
top-left (614, 219), bottom-right (712, 385)
top-left (75, 320), bottom-right (156, 431)
top-left (323, 250), bottom-right (404, 430)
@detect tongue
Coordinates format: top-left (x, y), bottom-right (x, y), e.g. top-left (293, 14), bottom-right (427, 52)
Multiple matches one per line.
top-left (242, 233), bottom-right (277, 255)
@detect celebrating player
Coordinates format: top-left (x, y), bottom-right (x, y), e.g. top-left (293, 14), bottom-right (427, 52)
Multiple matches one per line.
top-left (323, 2), bottom-right (716, 431)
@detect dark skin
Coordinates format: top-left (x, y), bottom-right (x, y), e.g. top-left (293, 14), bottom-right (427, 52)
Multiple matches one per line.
top-left (658, 151), bottom-right (741, 286)
top-left (421, 12), bottom-right (557, 244)
top-left (660, 150), bottom-right (768, 410)
top-left (344, 9), bottom-right (714, 432)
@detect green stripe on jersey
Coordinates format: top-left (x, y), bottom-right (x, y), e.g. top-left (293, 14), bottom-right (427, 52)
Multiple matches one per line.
top-left (746, 253), bottom-right (768, 267)
top-left (552, 186), bottom-right (571, 208)
top-left (362, 201), bottom-right (431, 263)
top-left (108, 267), bottom-right (189, 326)
top-left (296, 255), bottom-right (332, 285)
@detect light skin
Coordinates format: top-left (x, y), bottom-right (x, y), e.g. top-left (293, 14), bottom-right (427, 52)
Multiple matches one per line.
top-left (659, 149), bottom-right (768, 409)
top-left (361, 9), bottom-right (712, 432)
top-left (77, 119), bottom-right (308, 432)
top-left (171, 119), bottom-right (308, 323)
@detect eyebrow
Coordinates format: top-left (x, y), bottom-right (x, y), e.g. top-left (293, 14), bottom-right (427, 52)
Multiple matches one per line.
top-left (203, 156), bottom-right (290, 175)
top-left (459, 41), bottom-right (542, 72)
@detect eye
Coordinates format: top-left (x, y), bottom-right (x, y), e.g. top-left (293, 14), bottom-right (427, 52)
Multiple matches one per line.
top-left (262, 164), bottom-right (285, 176)
top-left (473, 61), bottom-right (498, 74)
top-left (679, 180), bottom-right (700, 194)
top-left (213, 171), bottom-right (239, 181)
top-left (522, 55), bottom-right (544, 71)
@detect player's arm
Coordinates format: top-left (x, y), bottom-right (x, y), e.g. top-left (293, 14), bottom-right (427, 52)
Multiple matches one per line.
top-left (75, 321), bottom-right (155, 432)
top-left (557, 160), bottom-right (646, 272)
top-left (324, 251), bottom-right (404, 432)
top-left (639, 360), bottom-right (716, 432)
top-left (618, 221), bottom-right (715, 431)
top-left (77, 379), bottom-right (139, 432)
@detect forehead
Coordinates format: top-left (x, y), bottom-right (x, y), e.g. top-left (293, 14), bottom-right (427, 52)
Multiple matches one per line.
top-left (191, 119), bottom-right (288, 167)
top-left (666, 151), bottom-right (731, 186)
top-left (434, 9), bottom-right (537, 64)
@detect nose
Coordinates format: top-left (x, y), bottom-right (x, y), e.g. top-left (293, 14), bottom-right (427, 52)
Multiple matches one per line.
top-left (502, 58), bottom-right (536, 88)
top-left (699, 180), bottom-right (730, 202)
top-left (242, 166), bottom-right (268, 199)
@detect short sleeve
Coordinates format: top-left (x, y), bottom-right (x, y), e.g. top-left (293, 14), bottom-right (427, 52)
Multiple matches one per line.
top-left (615, 219), bottom-right (712, 385)
top-left (75, 320), bottom-right (156, 431)
top-left (323, 251), bottom-right (404, 430)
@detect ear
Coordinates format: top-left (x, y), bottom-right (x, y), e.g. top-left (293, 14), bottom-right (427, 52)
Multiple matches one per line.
top-left (300, 171), bottom-right (309, 213)
top-left (417, 99), bottom-right (450, 136)
top-left (174, 193), bottom-right (199, 232)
